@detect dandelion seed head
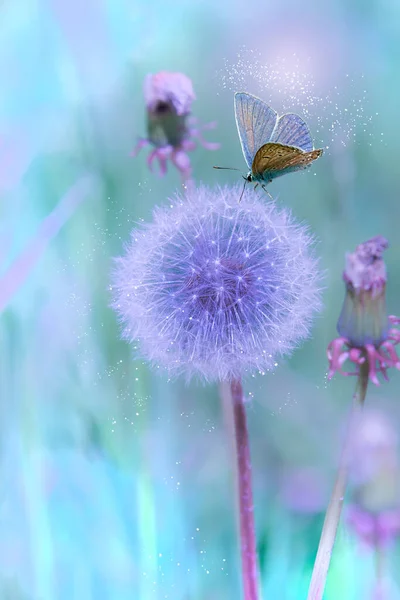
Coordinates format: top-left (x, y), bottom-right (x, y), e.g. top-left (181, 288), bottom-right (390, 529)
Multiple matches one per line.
top-left (112, 185), bottom-right (322, 382)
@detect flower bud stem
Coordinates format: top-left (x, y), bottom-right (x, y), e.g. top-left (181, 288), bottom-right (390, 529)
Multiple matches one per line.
top-left (306, 361), bottom-right (370, 600)
top-left (373, 540), bottom-right (386, 599)
top-left (230, 378), bottom-right (259, 600)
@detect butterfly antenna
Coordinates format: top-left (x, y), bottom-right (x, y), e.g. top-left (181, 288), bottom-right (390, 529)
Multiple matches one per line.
top-left (213, 166), bottom-right (241, 171)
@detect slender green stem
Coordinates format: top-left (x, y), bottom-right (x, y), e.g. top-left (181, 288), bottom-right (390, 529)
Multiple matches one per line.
top-left (306, 362), bottom-right (369, 600)
top-left (374, 541), bottom-right (385, 599)
top-left (230, 378), bottom-right (259, 600)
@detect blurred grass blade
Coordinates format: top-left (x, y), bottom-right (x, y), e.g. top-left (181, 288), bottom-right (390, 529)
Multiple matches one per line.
top-left (0, 175), bottom-right (97, 312)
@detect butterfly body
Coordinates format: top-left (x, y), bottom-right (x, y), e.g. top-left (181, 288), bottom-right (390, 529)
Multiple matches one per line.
top-left (235, 92), bottom-right (323, 188)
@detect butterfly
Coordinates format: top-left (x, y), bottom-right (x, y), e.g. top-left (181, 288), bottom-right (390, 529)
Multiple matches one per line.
top-left (223, 92), bottom-right (323, 196)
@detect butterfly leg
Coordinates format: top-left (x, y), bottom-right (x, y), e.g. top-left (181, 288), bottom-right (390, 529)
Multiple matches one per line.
top-left (254, 183), bottom-right (259, 190)
top-left (261, 184), bottom-right (274, 200)
top-left (238, 179), bottom-right (247, 202)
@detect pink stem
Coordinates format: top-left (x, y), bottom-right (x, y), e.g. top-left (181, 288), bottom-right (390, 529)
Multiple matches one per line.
top-left (230, 379), bottom-right (259, 600)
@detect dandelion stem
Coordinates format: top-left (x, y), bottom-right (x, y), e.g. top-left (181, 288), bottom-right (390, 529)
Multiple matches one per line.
top-left (230, 378), bottom-right (259, 600)
top-left (307, 361), bottom-right (369, 600)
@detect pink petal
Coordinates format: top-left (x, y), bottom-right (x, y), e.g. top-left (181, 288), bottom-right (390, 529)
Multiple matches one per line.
top-left (349, 347), bottom-right (365, 364)
top-left (201, 120), bottom-right (218, 131)
top-left (327, 337), bottom-right (348, 378)
top-left (199, 139), bottom-right (221, 151)
top-left (147, 148), bottom-right (159, 172)
top-left (380, 341), bottom-right (400, 367)
top-left (190, 128), bottom-right (220, 150)
top-left (155, 146), bottom-right (173, 176)
top-left (171, 149), bottom-right (192, 179)
top-left (130, 138), bottom-right (149, 157)
top-left (181, 139), bottom-right (197, 152)
top-left (365, 345), bottom-right (381, 385)
top-left (389, 315), bottom-right (400, 325)
top-left (388, 327), bottom-right (400, 344)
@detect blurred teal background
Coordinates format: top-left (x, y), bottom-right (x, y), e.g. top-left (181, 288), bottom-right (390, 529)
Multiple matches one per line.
top-left (1, 0), bottom-right (400, 598)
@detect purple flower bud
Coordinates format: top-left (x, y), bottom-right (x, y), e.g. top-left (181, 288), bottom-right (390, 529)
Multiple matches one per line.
top-left (347, 504), bottom-right (400, 548)
top-left (144, 72), bottom-right (195, 117)
top-left (131, 72), bottom-right (219, 182)
top-left (337, 236), bottom-right (389, 347)
top-left (327, 237), bottom-right (400, 384)
top-left (111, 185), bottom-right (322, 382)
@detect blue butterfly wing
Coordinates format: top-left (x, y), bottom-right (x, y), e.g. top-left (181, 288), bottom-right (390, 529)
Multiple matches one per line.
top-left (263, 163), bottom-right (310, 181)
top-left (271, 113), bottom-right (314, 152)
top-left (234, 92), bottom-right (278, 169)
top-left (252, 142), bottom-right (323, 182)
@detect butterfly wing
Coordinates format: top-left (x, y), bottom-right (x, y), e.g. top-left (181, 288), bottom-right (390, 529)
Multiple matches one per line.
top-left (234, 92), bottom-right (278, 169)
top-left (271, 113), bottom-right (314, 152)
top-left (252, 142), bottom-right (323, 181)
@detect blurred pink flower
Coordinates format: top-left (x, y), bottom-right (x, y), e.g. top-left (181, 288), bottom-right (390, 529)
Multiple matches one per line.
top-left (132, 71), bottom-right (220, 182)
top-left (349, 410), bottom-right (398, 485)
top-left (347, 505), bottom-right (400, 548)
top-left (347, 410), bottom-right (400, 549)
top-left (279, 467), bottom-right (328, 514)
top-left (327, 236), bottom-right (400, 385)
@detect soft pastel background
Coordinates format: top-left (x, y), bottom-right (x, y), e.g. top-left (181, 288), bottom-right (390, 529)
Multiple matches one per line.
top-left (1, 1), bottom-right (400, 599)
